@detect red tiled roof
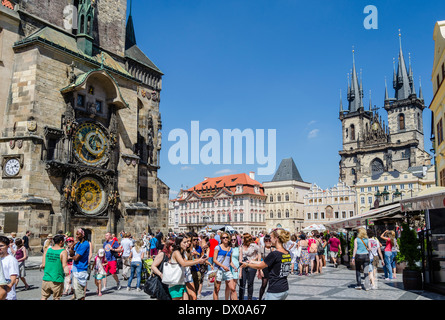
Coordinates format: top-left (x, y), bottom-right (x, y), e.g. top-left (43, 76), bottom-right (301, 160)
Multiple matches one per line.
top-left (1, 0), bottom-right (14, 10)
top-left (182, 173), bottom-right (266, 198)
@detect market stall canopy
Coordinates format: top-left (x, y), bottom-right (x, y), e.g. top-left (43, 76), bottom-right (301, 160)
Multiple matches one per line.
top-left (303, 224), bottom-right (326, 232)
top-left (400, 187), bottom-right (445, 212)
top-left (198, 225), bottom-right (236, 234)
top-left (325, 203), bottom-right (401, 230)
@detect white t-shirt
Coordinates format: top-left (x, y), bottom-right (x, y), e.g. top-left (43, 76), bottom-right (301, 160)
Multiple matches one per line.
top-left (121, 238), bottom-right (133, 257)
top-left (1, 255), bottom-right (19, 300)
top-left (130, 247), bottom-right (143, 263)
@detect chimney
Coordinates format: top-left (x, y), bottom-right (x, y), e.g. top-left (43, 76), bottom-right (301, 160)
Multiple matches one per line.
top-left (249, 171), bottom-right (255, 180)
top-left (204, 177), bottom-right (209, 180)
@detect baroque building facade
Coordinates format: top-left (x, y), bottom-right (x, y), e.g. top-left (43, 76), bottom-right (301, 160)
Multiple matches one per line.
top-left (173, 172), bottom-right (267, 235)
top-left (263, 158), bottom-right (311, 232)
top-left (0, 0), bottom-right (169, 253)
top-left (339, 36), bottom-right (431, 187)
top-left (355, 165), bottom-right (435, 214)
top-left (303, 182), bottom-right (357, 227)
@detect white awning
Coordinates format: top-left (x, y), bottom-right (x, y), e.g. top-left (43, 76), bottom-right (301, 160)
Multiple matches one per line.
top-left (325, 203), bottom-right (401, 229)
top-left (400, 187), bottom-right (445, 212)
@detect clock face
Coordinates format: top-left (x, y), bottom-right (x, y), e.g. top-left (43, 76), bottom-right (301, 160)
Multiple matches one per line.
top-left (75, 177), bottom-right (107, 215)
top-left (4, 158), bottom-right (20, 177)
top-left (73, 122), bottom-right (109, 166)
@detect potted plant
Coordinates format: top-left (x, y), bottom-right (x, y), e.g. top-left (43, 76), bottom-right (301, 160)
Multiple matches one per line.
top-left (395, 238), bottom-right (406, 274)
top-left (398, 223), bottom-right (423, 290)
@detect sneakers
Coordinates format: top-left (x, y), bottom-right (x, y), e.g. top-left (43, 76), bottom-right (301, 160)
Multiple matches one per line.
top-left (355, 286), bottom-right (362, 290)
top-left (136, 288), bottom-right (142, 292)
top-left (117, 282), bottom-right (122, 290)
top-left (127, 287), bottom-right (131, 291)
top-left (384, 278), bottom-right (392, 281)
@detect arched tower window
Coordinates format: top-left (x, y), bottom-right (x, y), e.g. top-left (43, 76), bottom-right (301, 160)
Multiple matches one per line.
top-left (371, 158), bottom-right (384, 176)
top-left (350, 124), bottom-right (355, 141)
top-left (399, 114), bottom-right (405, 130)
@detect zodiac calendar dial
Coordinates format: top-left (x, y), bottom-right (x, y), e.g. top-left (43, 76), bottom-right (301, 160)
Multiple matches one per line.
top-left (75, 177), bottom-right (107, 215)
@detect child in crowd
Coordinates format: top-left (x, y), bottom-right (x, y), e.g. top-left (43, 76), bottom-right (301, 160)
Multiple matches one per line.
top-left (92, 248), bottom-right (108, 296)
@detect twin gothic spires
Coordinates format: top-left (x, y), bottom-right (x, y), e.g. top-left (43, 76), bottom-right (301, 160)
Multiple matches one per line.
top-left (341, 30), bottom-right (424, 114)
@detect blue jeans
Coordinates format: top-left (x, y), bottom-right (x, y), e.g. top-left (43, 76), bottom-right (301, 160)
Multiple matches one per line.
top-left (127, 261), bottom-right (142, 288)
top-left (383, 251), bottom-right (393, 279)
top-left (391, 252), bottom-right (397, 269)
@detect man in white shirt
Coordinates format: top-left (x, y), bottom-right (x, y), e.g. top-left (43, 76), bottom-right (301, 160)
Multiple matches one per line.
top-left (0, 236), bottom-right (19, 300)
top-left (120, 233), bottom-right (133, 280)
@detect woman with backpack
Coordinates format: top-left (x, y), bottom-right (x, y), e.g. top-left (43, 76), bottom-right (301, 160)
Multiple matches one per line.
top-left (149, 238), bottom-right (174, 300)
top-left (308, 232), bottom-right (318, 275)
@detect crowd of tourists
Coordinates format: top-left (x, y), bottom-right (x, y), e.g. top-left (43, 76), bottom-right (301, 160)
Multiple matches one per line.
top-left (0, 226), bottom-right (401, 300)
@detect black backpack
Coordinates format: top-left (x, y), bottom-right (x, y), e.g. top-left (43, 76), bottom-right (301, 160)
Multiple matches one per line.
top-left (317, 240), bottom-right (324, 254)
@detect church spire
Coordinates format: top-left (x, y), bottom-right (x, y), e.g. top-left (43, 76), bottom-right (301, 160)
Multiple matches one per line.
top-left (393, 30), bottom-right (412, 100)
top-left (125, 0), bottom-right (137, 50)
top-left (347, 47), bottom-right (363, 112)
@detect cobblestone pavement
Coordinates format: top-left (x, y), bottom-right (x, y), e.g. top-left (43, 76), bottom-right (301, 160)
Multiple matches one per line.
top-left (14, 255), bottom-right (445, 300)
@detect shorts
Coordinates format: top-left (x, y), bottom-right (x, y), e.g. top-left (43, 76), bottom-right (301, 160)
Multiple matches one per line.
top-left (330, 251), bottom-right (339, 258)
top-left (169, 284), bottom-right (186, 299)
top-left (94, 273), bottom-right (107, 280)
top-left (41, 281), bottom-right (64, 299)
top-left (230, 266), bottom-right (240, 280)
top-left (372, 255), bottom-right (379, 269)
top-left (265, 290), bottom-right (288, 300)
top-left (104, 260), bottom-right (117, 275)
top-left (309, 253), bottom-right (317, 261)
top-left (216, 269), bottom-right (234, 282)
top-left (150, 248), bottom-right (158, 256)
top-left (18, 262), bottom-right (26, 278)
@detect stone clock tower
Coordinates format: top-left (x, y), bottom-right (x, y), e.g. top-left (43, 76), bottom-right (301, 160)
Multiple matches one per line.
top-left (0, 0), bottom-right (169, 252)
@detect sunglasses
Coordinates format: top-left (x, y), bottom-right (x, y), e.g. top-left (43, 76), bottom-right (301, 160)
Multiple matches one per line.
top-left (221, 237), bottom-right (229, 239)
top-left (231, 239), bottom-right (237, 241)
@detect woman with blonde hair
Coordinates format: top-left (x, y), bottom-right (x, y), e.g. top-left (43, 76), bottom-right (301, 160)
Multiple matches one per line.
top-left (381, 230), bottom-right (396, 281)
top-left (241, 228), bottom-right (292, 300)
top-left (351, 228), bottom-right (370, 290)
top-left (127, 240), bottom-right (145, 291)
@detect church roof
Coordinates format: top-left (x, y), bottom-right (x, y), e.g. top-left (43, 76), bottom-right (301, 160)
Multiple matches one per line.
top-left (125, 44), bottom-right (163, 74)
top-left (272, 158), bottom-right (304, 182)
top-left (15, 26), bottom-right (133, 79)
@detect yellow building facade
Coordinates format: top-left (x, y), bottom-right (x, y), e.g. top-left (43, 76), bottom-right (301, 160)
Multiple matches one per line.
top-left (431, 21), bottom-right (445, 186)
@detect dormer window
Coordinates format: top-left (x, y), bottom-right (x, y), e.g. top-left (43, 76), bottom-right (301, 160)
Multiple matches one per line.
top-left (254, 185), bottom-right (260, 194)
top-left (236, 184), bottom-right (243, 193)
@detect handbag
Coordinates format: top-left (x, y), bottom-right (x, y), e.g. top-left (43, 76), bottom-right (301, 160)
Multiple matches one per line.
top-left (161, 255), bottom-right (185, 286)
top-left (295, 246), bottom-right (302, 258)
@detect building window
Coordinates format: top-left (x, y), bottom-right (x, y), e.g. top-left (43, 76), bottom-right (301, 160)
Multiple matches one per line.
top-left (285, 193), bottom-right (289, 201)
top-left (400, 184), bottom-right (405, 190)
top-left (0, 27), bottom-right (3, 62)
top-left (361, 197), bottom-right (365, 204)
top-left (269, 195), bottom-right (273, 202)
top-left (342, 211), bottom-right (346, 219)
top-left (437, 118), bottom-right (444, 145)
top-left (285, 210), bottom-right (289, 218)
top-left (350, 124), bottom-right (355, 141)
top-left (349, 211), bottom-right (354, 217)
top-left (368, 196), bottom-right (373, 204)
top-left (335, 212), bottom-right (339, 219)
top-left (440, 169), bottom-right (445, 187)
top-left (320, 212), bottom-right (325, 219)
top-left (277, 210), bottom-right (281, 218)
top-left (307, 212), bottom-right (311, 220)
top-left (399, 114), bottom-right (405, 130)
top-left (270, 211), bottom-right (273, 219)
top-left (277, 194), bottom-right (282, 202)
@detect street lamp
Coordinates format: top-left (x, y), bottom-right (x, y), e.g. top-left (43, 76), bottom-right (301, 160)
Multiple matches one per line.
top-left (393, 188), bottom-right (402, 201)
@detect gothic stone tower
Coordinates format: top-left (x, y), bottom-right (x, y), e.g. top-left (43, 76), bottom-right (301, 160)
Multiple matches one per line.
top-left (0, 0), bottom-right (169, 252)
top-left (339, 38), bottom-right (430, 187)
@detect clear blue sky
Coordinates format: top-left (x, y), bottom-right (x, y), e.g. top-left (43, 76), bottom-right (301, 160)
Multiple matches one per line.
top-left (129, 0), bottom-right (443, 198)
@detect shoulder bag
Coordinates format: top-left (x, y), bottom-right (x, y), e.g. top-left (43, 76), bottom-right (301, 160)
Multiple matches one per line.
top-left (161, 252), bottom-right (185, 286)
